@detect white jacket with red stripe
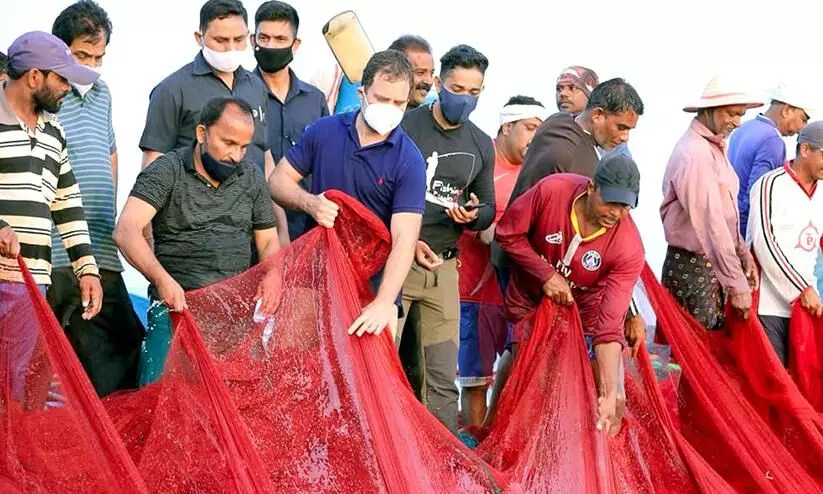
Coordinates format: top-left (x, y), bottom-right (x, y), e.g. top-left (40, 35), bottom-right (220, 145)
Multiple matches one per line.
top-left (747, 163), bottom-right (823, 318)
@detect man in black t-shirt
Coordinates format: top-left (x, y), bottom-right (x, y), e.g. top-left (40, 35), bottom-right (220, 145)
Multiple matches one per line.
top-left (398, 44), bottom-right (495, 433)
top-left (114, 97), bottom-right (281, 385)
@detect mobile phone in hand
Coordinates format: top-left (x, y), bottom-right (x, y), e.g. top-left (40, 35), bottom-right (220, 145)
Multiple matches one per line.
top-left (462, 202), bottom-right (487, 212)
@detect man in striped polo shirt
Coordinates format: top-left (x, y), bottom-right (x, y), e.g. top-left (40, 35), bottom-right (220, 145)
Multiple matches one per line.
top-left (0, 31), bottom-right (103, 399)
top-left (46, 1), bottom-right (145, 397)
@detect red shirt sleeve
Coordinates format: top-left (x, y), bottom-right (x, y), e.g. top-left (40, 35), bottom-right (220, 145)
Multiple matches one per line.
top-left (580, 226), bottom-right (645, 346)
top-left (495, 180), bottom-right (556, 286)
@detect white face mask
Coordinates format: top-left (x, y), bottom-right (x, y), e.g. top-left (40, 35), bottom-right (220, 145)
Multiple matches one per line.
top-left (362, 98), bottom-right (404, 136)
top-left (71, 65), bottom-right (102, 98)
top-left (201, 45), bottom-right (245, 73)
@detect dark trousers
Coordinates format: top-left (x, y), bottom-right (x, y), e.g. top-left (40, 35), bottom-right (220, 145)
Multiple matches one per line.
top-left (759, 315), bottom-right (789, 367)
top-left (47, 268), bottom-right (145, 397)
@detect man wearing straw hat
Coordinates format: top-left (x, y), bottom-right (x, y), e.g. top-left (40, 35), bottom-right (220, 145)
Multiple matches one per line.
top-left (660, 75), bottom-right (762, 329)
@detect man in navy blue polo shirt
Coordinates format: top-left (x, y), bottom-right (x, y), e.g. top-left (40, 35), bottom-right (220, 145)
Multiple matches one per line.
top-left (251, 1), bottom-right (328, 240)
top-left (267, 49), bottom-right (426, 340)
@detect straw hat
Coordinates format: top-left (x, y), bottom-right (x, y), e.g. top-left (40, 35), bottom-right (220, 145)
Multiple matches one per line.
top-left (683, 75), bottom-right (764, 113)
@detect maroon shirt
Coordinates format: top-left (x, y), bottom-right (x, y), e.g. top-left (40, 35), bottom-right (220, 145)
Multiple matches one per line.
top-left (495, 174), bottom-right (644, 345)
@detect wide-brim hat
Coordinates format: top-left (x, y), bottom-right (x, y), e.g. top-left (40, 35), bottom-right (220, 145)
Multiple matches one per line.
top-left (683, 75), bottom-right (763, 113)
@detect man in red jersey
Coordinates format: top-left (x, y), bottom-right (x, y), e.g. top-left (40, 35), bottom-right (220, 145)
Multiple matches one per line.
top-left (495, 153), bottom-right (644, 435)
top-left (457, 95), bottom-right (548, 428)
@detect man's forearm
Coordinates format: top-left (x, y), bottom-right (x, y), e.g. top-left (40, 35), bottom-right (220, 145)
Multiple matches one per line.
top-left (374, 237), bottom-right (416, 305)
top-left (269, 168), bottom-right (313, 212)
top-left (115, 227), bottom-right (171, 286)
top-left (257, 236), bottom-right (281, 261)
top-left (594, 342), bottom-right (622, 397)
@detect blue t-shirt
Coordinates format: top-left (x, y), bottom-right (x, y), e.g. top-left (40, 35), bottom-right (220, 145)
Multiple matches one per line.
top-left (334, 76), bottom-right (362, 115)
top-left (728, 115), bottom-right (786, 237)
top-left (285, 111), bottom-right (426, 226)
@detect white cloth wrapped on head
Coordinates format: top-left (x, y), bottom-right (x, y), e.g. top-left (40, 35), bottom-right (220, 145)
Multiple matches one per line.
top-left (499, 104), bottom-right (551, 126)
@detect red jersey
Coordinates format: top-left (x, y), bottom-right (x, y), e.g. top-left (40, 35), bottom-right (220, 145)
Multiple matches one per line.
top-left (457, 141), bottom-right (522, 304)
top-left (495, 173), bottom-right (644, 345)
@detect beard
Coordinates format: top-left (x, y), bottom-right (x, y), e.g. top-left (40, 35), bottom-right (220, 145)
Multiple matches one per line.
top-left (33, 86), bottom-right (65, 113)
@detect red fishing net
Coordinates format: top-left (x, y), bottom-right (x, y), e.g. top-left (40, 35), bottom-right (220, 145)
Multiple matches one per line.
top-left (640, 265), bottom-right (823, 492)
top-left (3, 190), bottom-right (823, 493)
top-left (0, 258), bottom-right (146, 493)
top-left (789, 302), bottom-right (823, 411)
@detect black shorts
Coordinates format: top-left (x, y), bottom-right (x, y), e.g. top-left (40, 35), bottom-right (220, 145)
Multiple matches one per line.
top-left (47, 268), bottom-right (145, 397)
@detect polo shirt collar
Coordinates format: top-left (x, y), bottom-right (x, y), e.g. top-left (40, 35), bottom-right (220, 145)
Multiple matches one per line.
top-left (0, 80), bottom-right (55, 126)
top-left (784, 161), bottom-right (818, 198)
top-left (756, 113), bottom-right (778, 129)
top-left (183, 141), bottom-right (247, 181)
top-left (344, 110), bottom-right (402, 147)
top-left (192, 51), bottom-right (250, 80)
top-left (690, 118), bottom-right (726, 149)
top-left (255, 66), bottom-right (310, 102)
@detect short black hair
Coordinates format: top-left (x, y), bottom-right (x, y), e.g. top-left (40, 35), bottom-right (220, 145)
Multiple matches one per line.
top-left (52, 0), bottom-right (113, 46)
top-left (6, 66), bottom-right (32, 81)
top-left (254, 1), bottom-right (299, 35)
top-left (440, 44), bottom-right (488, 77)
top-left (200, 0), bottom-right (248, 33)
top-left (361, 49), bottom-right (414, 91)
top-left (198, 96), bottom-right (254, 128)
top-left (586, 78), bottom-right (644, 115)
top-left (504, 95), bottom-right (544, 107)
top-left (0, 51), bottom-right (7, 74)
top-left (388, 35), bottom-right (431, 54)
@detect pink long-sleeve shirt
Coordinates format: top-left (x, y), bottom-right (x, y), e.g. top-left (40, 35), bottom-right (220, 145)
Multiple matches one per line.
top-left (660, 119), bottom-right (750, 295)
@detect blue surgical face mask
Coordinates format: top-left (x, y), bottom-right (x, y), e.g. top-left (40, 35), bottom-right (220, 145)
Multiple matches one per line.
top-left (438, 86), bottom-right (479, 125)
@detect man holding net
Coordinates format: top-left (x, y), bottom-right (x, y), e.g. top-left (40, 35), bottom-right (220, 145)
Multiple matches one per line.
top-left (494, 154), bottom-right (645, 435)
top-left (114, 96), bottom-right (281, 385)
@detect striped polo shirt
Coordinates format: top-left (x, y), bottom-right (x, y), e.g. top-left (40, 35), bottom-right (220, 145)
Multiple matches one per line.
top-left (51, 79), bottom-right (122, 272)
top-left (0, 81), bottom-right (99, 284)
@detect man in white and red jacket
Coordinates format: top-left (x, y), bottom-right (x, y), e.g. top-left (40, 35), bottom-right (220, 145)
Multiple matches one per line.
top-left (747, 121), bottom-right (823, 367)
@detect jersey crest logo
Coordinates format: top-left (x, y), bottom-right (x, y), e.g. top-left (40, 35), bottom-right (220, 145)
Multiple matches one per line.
top-left (545, 232), bottom-right (563, 244)
top-left (796, 222), bottom-right (820, 253)
top-left (581, 250), bottom-right (602, 271)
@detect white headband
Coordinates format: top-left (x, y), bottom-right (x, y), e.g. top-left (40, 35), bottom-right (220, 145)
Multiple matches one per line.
top-left (499, 104), bottom-right (550, 126)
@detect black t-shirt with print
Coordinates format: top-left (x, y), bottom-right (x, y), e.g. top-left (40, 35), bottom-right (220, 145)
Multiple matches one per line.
top-left (401, 105), bottom-right (496, 253)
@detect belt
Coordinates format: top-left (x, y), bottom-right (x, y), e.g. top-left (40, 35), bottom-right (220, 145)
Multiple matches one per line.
top-left (440, 248), bottom-right (458, 260)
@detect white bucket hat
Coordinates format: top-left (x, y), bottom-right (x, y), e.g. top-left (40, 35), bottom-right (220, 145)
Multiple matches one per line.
top-left (770, 83), bottom-right (815, 117)
top-left (683, 75), bottom-right (764, 113)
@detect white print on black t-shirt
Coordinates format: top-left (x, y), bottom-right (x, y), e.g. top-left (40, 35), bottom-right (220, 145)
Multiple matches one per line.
top-left (425, 151), bottom-right (477, 208)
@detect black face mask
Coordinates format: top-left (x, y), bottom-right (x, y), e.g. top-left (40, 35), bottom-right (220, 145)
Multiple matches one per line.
top-left (200, 143), bottom-right (238, 183)
top-left (254, 42), bottom-right (294, 74)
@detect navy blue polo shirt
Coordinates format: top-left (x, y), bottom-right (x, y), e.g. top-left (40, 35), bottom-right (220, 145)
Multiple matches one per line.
top-left (285, 111), bottom-right (426, 227)
top-left (255, 67), bottom-right (329, 239)
top-left (286, 111), bottom-right (426, 312)
top-left (256, 67), bottom-right (329, 163)
top-left (139, 52), bottom-right (270, 171)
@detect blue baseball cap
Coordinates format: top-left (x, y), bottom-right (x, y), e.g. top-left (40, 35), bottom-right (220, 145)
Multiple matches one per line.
top-left (7, 31), bottom-right (99, 85)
